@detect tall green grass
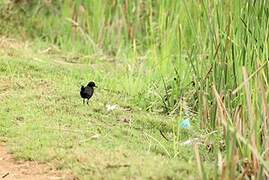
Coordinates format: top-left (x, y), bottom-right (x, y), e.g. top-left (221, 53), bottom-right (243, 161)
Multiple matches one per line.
top-left (1, 0), bottom-right (269, 178)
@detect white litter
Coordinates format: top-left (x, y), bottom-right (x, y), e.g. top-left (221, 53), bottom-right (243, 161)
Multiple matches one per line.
top-left (106, 104), bottom-right (118, 112)
top-left (179, 138), bottom-right (202, 146)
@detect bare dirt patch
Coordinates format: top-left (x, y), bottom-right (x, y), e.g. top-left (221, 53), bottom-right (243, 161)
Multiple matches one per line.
top-left (0, 144), bottom-right (75, 180)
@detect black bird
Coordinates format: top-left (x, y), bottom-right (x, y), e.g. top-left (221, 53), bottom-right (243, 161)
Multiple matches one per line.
top-left (80, 81), bottom-right (97, 104)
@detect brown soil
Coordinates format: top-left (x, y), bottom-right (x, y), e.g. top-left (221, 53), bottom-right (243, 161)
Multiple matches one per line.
top-left (0, 144), bottom-right (75, 180)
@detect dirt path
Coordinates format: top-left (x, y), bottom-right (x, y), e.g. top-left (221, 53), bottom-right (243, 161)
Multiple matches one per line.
top-left (0, 144), bottom-right (75, 180)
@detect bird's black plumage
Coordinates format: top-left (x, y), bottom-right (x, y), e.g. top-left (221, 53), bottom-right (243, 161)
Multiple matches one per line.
top-left (80, 81), bottom-right (97, 104)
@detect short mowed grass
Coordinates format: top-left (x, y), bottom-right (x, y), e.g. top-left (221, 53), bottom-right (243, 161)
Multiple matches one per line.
top-left (0, 40), bottom-right (213, 179)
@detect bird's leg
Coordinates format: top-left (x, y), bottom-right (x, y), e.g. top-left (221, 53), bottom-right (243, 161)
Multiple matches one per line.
top-left (83, 99), bottom-right (85, 104)
top-left (87, 99), bottom-right (89, 105)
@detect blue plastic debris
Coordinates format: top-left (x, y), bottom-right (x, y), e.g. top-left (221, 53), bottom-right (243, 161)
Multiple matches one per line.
top-left (179, 119), bottom-right (191, 129)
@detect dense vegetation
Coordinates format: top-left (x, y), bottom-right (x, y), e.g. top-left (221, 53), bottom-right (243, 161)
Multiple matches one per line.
top-left (0, 0), bottom-right (269, 179)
